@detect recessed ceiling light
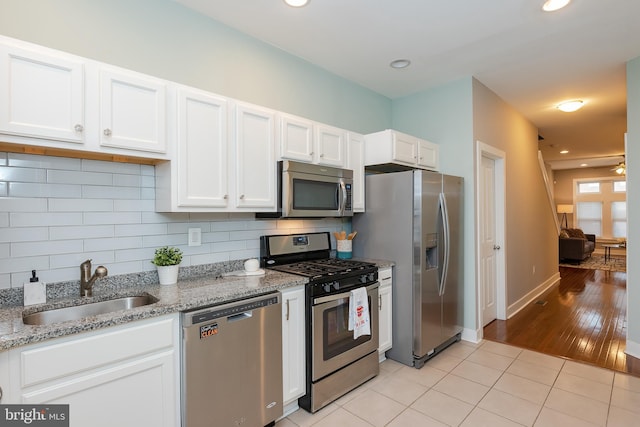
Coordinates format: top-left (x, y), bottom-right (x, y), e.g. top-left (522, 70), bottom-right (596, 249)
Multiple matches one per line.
top-left (284, 0), bottom-right (309, 7)
top-left (560, 150), bottom-right (569, 154)
top-left (542, 0), bottom-right (571, 12)
top-left (580, 163), bottom-right (588, 167)
top-left (390, 59), bottom-right (411, 69)
top-left (557, 100), bottom-right (584, 112)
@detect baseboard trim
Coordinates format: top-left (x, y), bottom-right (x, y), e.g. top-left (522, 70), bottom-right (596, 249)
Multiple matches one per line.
top-left (461, 327), bottom-right (482, 344)
top-left (507, 272), bottom-right (561, 319)
top-left (625, 339), bottom-right (640, 359)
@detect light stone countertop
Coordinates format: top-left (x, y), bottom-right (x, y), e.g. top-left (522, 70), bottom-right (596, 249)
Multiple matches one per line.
top-left (0, 257), bottom-right (394, 351)
top-left (0, 269), bottom-right (307, 351)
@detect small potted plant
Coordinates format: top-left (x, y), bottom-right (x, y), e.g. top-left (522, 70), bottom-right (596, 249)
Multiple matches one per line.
top-left (152, 246), bottom-right (183, 285)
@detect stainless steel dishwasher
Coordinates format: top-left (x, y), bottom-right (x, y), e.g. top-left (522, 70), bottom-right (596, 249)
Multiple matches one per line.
top-left (181, 292), bottom-right (283, 427)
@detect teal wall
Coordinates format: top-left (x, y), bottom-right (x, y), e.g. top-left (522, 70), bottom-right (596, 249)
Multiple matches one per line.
top-left (626, 57), bottom-right (640, 350)
top-left (0, 0), bottom-right (391, 134)
top-left (391, 79), bottom-right (477, 332)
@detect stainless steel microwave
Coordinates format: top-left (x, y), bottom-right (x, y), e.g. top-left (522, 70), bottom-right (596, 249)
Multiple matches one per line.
top-left (257, 160), bottom-right (353, 218)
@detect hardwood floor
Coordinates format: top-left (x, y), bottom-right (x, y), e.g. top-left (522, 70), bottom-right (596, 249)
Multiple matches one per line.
top-left (484, 266), bottom-right (640, 377)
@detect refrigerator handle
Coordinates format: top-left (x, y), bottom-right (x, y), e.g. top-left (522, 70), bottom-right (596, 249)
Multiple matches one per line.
top-left (439, 192), bottom-right (451, 296)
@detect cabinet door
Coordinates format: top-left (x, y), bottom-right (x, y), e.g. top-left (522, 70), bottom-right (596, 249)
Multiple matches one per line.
top-left (177, 88), bottom-right (229, 207)
top-left (0, 350), bottom-right (10, 403)
top-left (234, 102), bottom-right (277, 209)
top-left (281, 286), bottom-right (306, 405)
top-left (378, 268), bottom-right (393, 358)
top-left (418, 139), bottom-right (439, 170)
top-left (392, 132), bottom-right (417, 166)
top-left (21, 351), bottom-right (176, 427)
top-left (315, 124), bottom-right (345, 167)
top-left (279, 113), bottom-right (313, 162)
top-left (347, 132), bottom-right (365, 212)
top-left (99, 67), bottom-right (166, 153)
top-left (0, 44), bottom-right (85, 143)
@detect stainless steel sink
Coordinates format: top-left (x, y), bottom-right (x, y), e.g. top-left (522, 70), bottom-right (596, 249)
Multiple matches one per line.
top-left (22, 294), bottom-right (159, 325)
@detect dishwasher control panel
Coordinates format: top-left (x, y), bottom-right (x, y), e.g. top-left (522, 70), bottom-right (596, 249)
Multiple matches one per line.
top-left (183, 293), bottom-right (280, 326)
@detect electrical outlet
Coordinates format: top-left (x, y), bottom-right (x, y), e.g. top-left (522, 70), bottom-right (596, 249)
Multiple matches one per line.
top-left (188, 228), bottom-right (201, 246)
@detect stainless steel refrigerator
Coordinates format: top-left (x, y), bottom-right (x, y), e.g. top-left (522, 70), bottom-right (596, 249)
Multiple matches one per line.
top-left (353, 169), bottom-right (463, 368)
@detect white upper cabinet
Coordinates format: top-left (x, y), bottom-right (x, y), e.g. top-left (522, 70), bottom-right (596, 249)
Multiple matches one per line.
top-left (365, 129), bottom-right (439, 171)
top-left (279, 113), bottom-right (347, 167)
top-left (155, 92), bottom-right (277, 213)
top-left (347, 132), bottom-right (365, 212)
top-left (99, 67), bottom-right (167, 154)
top-left (233, 102), bottom-right (277, 209)
top-left (279, 113), bottom-right (314, 163)
top-left (177, 87), bottom-right (229, 208)
top-left (314, 123), bottom-right (346, 167)
top-left (0, 41), bottom-right (85, 144)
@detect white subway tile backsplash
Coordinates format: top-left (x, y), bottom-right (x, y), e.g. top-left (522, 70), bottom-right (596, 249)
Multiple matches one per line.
top-left (82, 185), bottom-right (140, 199)
top-left (9, 153), bottom-right (81, 170)
top-left (83, 212), bottom-right (142, 225)
top-left (115, 223), bottom-right (168, 237)
top-left (0, 151), bottom-right (346, 289)
top-left (11, 239), bottom-right (83, 257)
top-left (10, 212), bottom-right (83, 227)
top-left (82, 159), bottom-right (140, 174)
top-left (0, 226), bottom-right (49, 243)
top-left (2, 197), bottom-right (48, 212)
top-left (83, 236), bottom-right (143, 252)
top-left (47, 169), bottom-right (112, 186)
top-left (10, 182), bottom-right (82, 198)
top-left (114, 199), bottom-right (155, 212)
top-left (49, 198), bottom-right (114, 212)
top-left (49, 225), bottom-right (114, 240)
top-left (0, 166), bottom-right (46, 183)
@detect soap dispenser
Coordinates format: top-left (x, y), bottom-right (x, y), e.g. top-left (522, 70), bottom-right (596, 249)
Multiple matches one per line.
top-left (23, 270), bottom-right (47, 306)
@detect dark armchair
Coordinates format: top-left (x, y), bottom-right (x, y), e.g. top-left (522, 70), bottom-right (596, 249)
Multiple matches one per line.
top-left (559, 228), bottom-right (595, 262)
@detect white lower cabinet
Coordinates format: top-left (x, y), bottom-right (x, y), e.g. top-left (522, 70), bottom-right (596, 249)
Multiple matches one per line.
top-left (378, 267), bottom-right (393, 361)
top-left (0, 350), bottom-right (10, 403)
top-left (281, 285), bottom-right (306, 415)
top-left (6, 315), bottom-right (179, 427)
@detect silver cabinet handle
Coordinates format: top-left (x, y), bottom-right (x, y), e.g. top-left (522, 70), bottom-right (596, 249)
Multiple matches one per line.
top-left (285, 299), bottom-right (290, 321)
top-left (223, 195), bottom-right (228, 200)
top-left (239, 195), bottom-right (245, 200)
top-left (0, 385), bottom-right (3, 401)
top-left (310, 151), bottom-right (314, 156)
top-left (378, 295), bottom-right (382, 311)
top-left (493, 245), bottom-right (501, 250)
top-left (103, 128), bottom-right (112, 137)
top-left (320, 153), bottom-right (324, 158)
top-left (74, 124), bottom-right (84, 132)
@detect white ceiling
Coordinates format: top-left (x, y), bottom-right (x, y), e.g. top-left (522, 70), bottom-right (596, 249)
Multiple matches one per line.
top-left (174, 0), bottom-right (640, 169)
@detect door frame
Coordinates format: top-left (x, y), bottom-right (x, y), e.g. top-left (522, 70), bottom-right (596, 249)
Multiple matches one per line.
top-left (475, 140), bottom-right (507, 338)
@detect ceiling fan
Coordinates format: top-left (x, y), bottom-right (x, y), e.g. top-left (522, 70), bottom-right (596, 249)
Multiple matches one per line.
top-left (611, 157), bottom-right (626, 175)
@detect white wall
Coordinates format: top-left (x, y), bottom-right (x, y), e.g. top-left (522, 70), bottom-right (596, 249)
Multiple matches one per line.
top-left (625, 56), bottom-right (640, 354)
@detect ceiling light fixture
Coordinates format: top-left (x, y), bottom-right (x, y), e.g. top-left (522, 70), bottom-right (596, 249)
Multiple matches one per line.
top-left (560, 150), bottom-right (569, 154)
top-left (613, 161), bottom-right (626, 175)
top-left (542, 0), bottom-right (571, 12)
top-left (390, 59), bottom-right (411, 69)
top-left (284, 0), bottom-right (309, 7)
top-left (557, 100), bottom-right (584, 112)
top-left (580, 163), bottom-right (588, 167)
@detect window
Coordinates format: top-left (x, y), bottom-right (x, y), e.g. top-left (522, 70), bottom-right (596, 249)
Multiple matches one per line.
top-left (573, 178), bottom-right (626, 239)
top-left (576, 202), bottom-right (602, 236)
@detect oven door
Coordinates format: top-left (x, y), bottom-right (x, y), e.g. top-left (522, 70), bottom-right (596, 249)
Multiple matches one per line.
top-left (311, 283), bottom-right (379, 381)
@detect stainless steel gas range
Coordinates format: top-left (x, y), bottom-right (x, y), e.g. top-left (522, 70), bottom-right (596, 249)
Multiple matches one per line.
top-left (260, 232), bottom-right (380, 413)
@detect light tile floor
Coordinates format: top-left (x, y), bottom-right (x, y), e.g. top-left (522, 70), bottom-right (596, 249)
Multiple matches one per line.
top-left (277, 340), bottom-right (640, 426)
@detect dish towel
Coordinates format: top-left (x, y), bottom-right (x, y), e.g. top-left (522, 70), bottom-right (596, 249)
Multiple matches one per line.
top-left (348, 287), bottom-right (370, 339)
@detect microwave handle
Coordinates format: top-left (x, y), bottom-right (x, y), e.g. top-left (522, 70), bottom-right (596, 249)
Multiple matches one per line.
top-left (339, 181), bottom-right (347, 216)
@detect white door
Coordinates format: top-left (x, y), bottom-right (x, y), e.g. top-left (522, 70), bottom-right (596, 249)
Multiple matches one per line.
top-left (279, 113), bottom-right (313, 162)
top-left (315, 124), bottom-right (345, 167)
top-left (480, 155), bottom-right (498, 326)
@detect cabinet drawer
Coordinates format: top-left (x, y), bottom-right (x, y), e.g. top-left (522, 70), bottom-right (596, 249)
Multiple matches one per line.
top-left (378, 268), bottom-right (392, 282)
top-left (20, 317), bottom-right (175, 387)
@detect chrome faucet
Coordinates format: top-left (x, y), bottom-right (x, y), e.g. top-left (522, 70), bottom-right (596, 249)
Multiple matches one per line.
top-left (80, 259), bottom-right (108, 297)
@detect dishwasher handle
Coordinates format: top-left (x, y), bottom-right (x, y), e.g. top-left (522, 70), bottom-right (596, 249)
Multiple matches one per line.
top-left (182, 292), bottom-right (280, 327)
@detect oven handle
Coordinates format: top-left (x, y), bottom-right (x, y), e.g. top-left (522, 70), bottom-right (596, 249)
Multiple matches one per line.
top-left (313, 282), bottom-right (379, 305)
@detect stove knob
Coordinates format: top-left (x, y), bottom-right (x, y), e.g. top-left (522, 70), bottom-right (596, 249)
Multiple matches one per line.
top-left (360, 275), bottom-right (367, 284)
top-left (333, 282), bottom-right (340, 290)
top-left (368, 273), bottom-right (376, 282)
top-left (323, 284), bottom-right (332, 293)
